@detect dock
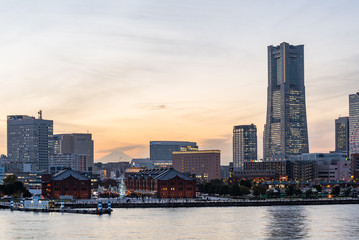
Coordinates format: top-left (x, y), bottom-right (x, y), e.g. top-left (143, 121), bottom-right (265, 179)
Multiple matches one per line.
top-left (10, 207), bottom-right (112, 215)
top-left (0, 201), bottom-right (112, 215)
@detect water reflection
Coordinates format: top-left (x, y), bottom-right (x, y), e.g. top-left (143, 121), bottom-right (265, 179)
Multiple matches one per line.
top-left (265, 206), bottom-right (308, 240)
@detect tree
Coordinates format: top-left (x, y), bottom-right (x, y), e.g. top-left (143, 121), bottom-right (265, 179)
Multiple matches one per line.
top-left (344, 188), bottom-right (352, 197)
top-left (313, 185), bottom-right (322, 192)
top-left (294, 188), bottom-right (302, 197)
top-left (239, 186), bottom-right (250, 196)
top-left (229, 184), bottom-right (241, 196)
top-left (331, 186), bottom-right (340, 196)
top-left (305, 189), bottom-right (313, 199)
top-left (209, 184), bottom-right (218, 194)
top-left (252, 184), bottom-right (267, 197)
top-left (23, 189), bottom-right (33, 198)
top-left (3, 175), bottom-right (18, 185)
top-left (240, 179), bottom-right (252, 189)
top-left (220, 185), bottom-right (230, 195)
top-left (0, 175), bottom-right (31, 198)
top-left (286, 185), bottom-right (295, 197)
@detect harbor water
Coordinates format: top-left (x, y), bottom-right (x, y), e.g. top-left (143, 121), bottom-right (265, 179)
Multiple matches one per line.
top-left (1, 204), bottom-right (358, 239)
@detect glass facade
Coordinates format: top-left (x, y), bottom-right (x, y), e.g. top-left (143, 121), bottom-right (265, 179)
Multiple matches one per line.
top-left (263, 42), bottom-right (309, 160)
top-left (349, 93), bottom-right (359, 154)
top-left (233, 124), bottom-right (257, 168)
top-left (150, 141), bottom-right (198, 161)
top-left (335, 116), bottom-right (349, 153)
top-left (7, 115), bottom-right (53, 172)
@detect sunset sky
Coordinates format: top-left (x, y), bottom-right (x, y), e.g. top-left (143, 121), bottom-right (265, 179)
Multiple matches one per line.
top-left (0, 1), bottom-right (358, 164)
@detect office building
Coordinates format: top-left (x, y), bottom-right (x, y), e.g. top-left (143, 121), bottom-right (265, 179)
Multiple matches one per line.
top-left (288, 160), bottom-right (317, 181)
top-left (335, 117), bottom-right (349, 154)
top-left (50, 133), bottom-right (94, 173)
top-left (233, 124), bottom-right (257, 168)
top-left (295, 153), bottom-right (350, 181)
top-left (349, 93), bottom-right (359, 154)
top-left (7, 114), bottom-right (53, 172)
top-left (0, 167), bottom-right (4, 184)
top-left (263, 42), bottom-right (309, 160)
top-left (351, 153), bottom-right (359, 179)
top-left (172, 150), bottom-right (220, 181)
top-left (150, 141), bottom-right (198, 161)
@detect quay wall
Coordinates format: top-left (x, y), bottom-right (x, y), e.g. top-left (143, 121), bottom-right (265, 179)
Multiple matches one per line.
top-left (65, 199), bottom-right (359, 209)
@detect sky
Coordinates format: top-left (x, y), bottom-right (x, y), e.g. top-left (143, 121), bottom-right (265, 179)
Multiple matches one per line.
top-left (0, 0), bottom-right (358, 164)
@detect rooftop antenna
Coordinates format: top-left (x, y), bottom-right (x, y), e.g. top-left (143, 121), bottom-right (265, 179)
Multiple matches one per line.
top-left (38, 110), bottom-right (43, 119)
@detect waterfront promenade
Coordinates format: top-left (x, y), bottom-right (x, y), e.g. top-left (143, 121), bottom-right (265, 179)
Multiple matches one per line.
top-left (2, 197), bottom-right (359, 210)
top-left (58, 197), bottom-right (359, 208)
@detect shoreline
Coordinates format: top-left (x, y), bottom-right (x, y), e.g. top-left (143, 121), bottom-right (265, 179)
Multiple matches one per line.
top-left (67, 198), bottom-right (359, 208)
top-left (2, 198), bottom-right (359, 210)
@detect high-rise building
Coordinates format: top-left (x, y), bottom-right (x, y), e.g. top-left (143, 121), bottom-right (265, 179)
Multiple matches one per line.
top-left (233, 124), bottom-right (257, 168)
top-left (50, 133), bottom-right (94, 173)
top-left (335, 116), bottom-right (349, 154)
top-left (150, 141), bottom-right (198, 161)
top-left (349, 93), bottom-right (359, 154)
top-left (263, 42), bottom-right (309, 160)
top-left (7, 114), bottom-right (53, 172)
top-left (172, 150), bottom-right (220, 181)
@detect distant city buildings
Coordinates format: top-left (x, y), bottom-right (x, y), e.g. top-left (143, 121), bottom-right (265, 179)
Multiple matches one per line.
top-left (351, 153), bottom-right (359, 179)
top-left (349, 92), bottom-right (359, 154)
top-left (7, 114), bottom-right (54, 172)
top-left (240, 152), bottom-right (350, 181)
top-left (335, 116), bottom-right (350, 154)
top-left (233, 124), bottom-right (257, 168)
top-left (0, 166), bottom-right (4, 184)
top-left (92, 161), bottom-right (130, 179)
top-left (172, 150), bottom-right (220, 181)
top-left (130, 158), bottom-right (172, 169)
top-left (49, 133), bottom-right (94, 174)
top-left (263, 42), bottom-right (309, 161)
top-left (299, 153), bottom-right (350, 181)
top-left (150, 141), bottom-right (198, 161)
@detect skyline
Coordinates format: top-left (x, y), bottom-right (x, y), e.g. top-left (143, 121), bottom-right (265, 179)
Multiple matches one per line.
top-left (0, 1), bottom-right (358, 163)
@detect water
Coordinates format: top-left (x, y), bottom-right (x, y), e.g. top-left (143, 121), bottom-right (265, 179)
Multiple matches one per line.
top-left (1, 205), bottom-right (359, 239)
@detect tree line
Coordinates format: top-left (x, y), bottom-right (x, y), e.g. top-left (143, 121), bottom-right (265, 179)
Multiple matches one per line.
top-left (198, 179), bottom-right (266, 197)
top-left (0, 175), bottom-right (32, 198)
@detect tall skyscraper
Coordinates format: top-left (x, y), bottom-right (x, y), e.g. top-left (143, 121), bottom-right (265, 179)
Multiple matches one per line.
top-left (335, 116), bottom-right (349, 154)
top-left (7, 114), bottom-right (53, 172)
top-left (233, 124), bottom-right (257, 168)
top-left (263, 42), bottom-right (309, 160)
top-left (150, 141), bottom-right (198, 161)
top-left (349, 92), bottom-right (359, 154)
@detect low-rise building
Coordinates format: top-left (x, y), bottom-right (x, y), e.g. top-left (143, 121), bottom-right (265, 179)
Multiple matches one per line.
top-left (125, 168), bottom-right (195, 198)
top-left (232, 169), bottom-right (276, 180)
top-left (42, 169), bottom-right (91, 199)
top-left (298, 153), bottom-right (350, 181)
top-left (243, 161), bottom-right (289, 178)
